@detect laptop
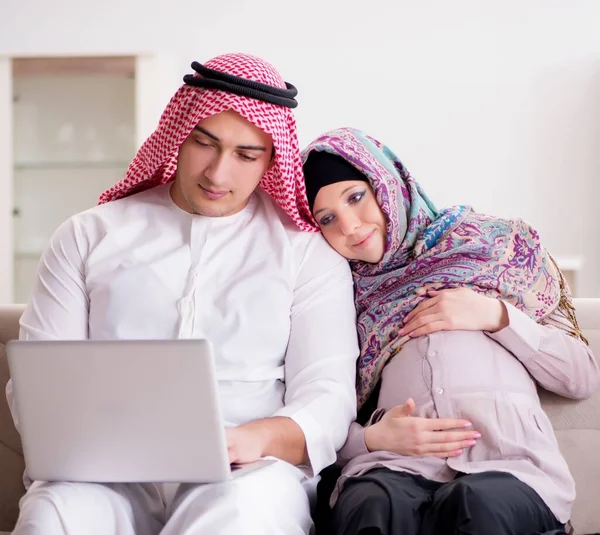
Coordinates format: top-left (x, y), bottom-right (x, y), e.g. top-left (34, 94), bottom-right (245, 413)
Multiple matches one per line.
top-left (6, 339), bottom-right (274, 483)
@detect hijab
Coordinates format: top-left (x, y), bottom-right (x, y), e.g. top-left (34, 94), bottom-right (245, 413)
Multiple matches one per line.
top-left (302, 127), bottom-right (581, 407)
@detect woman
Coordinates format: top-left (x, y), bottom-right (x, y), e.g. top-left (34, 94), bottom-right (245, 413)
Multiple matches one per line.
top-left (301, 128), bottom-right (600, 535)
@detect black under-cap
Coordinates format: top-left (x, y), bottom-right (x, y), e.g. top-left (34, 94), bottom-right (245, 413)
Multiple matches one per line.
top-left (303, 151), bottom-right (369, 212)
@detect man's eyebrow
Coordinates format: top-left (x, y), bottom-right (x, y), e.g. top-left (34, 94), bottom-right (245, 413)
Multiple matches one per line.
top-left (237, 144), bottom-right (267, 152)
top-left (194, 126), bottom-right (219, 141)
top-left (193, 126), bottom-right (266, 151)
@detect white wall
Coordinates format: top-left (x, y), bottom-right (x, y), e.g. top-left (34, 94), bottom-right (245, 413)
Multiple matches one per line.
top-left (1, 0), bottom-right (599, 294)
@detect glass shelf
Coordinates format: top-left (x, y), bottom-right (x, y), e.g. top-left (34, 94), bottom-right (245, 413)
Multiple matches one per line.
top-left (14, 161), bottom-right (130, 171)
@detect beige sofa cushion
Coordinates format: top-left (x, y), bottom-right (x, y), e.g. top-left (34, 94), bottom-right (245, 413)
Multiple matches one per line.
top-left (0, 301), bottom-right (599, 533)
top-left (0, 305), bottom-right (25, 531)
top-left (539, 298), bottom-right (600, 535)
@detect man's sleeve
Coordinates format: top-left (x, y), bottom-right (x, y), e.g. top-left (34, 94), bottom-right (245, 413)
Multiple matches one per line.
top-left (7, 217), bottom-right (89, 429)
top-left (272, 234), bottom-right (359, 476)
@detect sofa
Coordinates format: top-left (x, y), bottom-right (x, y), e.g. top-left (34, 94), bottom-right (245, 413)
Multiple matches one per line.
top-left (1, 301), bottom-right (600, 534)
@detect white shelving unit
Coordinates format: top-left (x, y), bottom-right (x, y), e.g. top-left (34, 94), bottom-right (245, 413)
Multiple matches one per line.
top-left (0, 54), bottom-right (177, 303)
top-left (11, 57), bottom-right (136, 303)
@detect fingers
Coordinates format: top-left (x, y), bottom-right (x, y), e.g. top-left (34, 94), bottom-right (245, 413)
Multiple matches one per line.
top-left (226, 428), bottom-right (239, 463)
top-left (424, 429), bottom-right (482, 444)
top-left (400, 310), bottom-right (441, 335)
top-left (403, 295), bottom-right (440, 323)
top-left (429, 288), bottom-right (461, 296)
top-left (396, 398), bottom-right (416, 418)
top-left (402, 319), bottom-right (447, 338)
top-left (404, 398), bottom-right (416, 414)
top-left (389, 415), bottom-right (475, 433)
top-left (424, 418), bottom-right (474, 431)
top-left (403, 288), bottom-right (460, 324)
top-left (419, 438), bottom-right (478, 455)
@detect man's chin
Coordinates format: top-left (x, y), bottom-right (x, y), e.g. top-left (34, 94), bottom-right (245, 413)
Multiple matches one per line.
top-left (189, 199), bottom-right (244, 218)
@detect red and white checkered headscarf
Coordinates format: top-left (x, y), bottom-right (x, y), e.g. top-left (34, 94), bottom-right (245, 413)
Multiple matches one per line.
top-left (99, 53), bottom-right (317, 232)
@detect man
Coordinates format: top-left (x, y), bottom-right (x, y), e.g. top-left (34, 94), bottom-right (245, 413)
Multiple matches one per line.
top-left (8, 53), bottom-right (359, 534)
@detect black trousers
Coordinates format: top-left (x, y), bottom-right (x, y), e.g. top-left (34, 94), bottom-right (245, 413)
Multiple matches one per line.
top-left (320, 468), bottom-right (567, 535)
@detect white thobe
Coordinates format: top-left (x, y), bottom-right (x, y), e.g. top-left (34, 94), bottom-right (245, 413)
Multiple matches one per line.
top-left (8, 183), bottom-right (359, 534)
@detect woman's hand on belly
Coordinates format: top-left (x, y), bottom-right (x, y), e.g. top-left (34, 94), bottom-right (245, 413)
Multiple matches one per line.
top-left (364, 398), bottom-right (481, 458)
top-left (400, 288), bottom-right (509, 337)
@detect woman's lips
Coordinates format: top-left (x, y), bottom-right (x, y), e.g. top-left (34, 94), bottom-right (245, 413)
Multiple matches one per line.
top-left (352, 230), bottom-right (375, 248)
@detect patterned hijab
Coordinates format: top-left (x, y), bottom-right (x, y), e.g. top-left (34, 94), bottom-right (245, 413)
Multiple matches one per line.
top-left (302, 127), bottom-right (578, 408)
top-left (99, 53), bottom-right (316, 232)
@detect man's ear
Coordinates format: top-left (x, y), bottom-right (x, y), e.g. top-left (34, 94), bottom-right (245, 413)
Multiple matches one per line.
top-left (267, 146), bottom-right (276, 169)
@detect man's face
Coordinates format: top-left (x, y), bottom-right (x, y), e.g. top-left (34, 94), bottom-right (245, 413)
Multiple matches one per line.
top-left (172, 110), bottom-right (273, 217)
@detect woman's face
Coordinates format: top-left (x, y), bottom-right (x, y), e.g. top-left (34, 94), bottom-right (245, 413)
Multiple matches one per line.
top-left (312, 180), bottom-right (387, 263)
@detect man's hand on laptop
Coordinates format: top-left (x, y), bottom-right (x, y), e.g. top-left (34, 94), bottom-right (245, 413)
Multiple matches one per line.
top-left (226, 423), bottom-right (265, 464)
top-left (225, 417), bottom-right (309, 466)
